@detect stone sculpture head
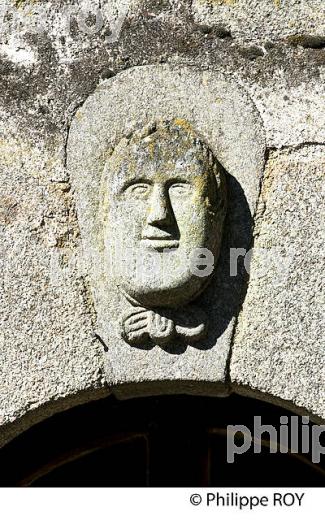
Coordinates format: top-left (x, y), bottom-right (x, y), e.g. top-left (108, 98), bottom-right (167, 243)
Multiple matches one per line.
top-left (100, 119), bottom-right (227, 308)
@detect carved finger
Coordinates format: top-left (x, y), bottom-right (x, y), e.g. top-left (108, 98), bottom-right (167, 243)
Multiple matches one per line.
top-left (160, 316), bottom-right (168, 332)
top-left (125, 329), bottom-right (149, 345)
top-left (124, 318), bottom-right (148, 333)
top-left (123, 307), bottom-right (147, 321)
top-left (164, 319), bottom-right (174, 337)
top-left (124, 312), bottom-right (149, 326)
top-left (153, 314), bottom-right (170, 334)
top-left (154, 313), bottom-right (161, 331)
top-left (150, 314), bottom-right (175, 345)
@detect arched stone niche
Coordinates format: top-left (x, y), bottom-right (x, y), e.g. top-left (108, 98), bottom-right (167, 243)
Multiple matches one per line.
top-left (0, 0), bottom-right (323, 457)
top-left (67, 64), bottom-right (266, 397)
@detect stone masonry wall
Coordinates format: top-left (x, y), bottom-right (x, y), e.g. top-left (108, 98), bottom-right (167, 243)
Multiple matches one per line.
top-left (0, 0), bottom-right (324, 446)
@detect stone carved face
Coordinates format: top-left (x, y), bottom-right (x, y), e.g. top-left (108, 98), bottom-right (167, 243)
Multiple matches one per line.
top-left (101, 120), bottom-right (226, 308)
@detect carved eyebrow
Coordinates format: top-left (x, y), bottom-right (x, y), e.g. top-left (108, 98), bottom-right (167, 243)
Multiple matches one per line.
top-left (119, 178), bottom-right (153, 191)
top-left (166, 178), bottom-right (193, 187)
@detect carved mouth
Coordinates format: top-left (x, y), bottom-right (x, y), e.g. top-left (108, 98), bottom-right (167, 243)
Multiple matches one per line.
top-left (141, 238), bottom-right (179, 250)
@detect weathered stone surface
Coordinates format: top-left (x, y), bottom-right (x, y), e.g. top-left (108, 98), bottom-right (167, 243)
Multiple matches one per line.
top-left (192, 1), bottom-right (325, 148)
top-left (0, 0), bottom-right (324, 149)
top-left (0, 123), bottom-right (108, 447)
top-left (230, 146), bottom-right (325, 421)
top-left (67, 64), bottom-right (265, 396)
top-left (192, 0), bottom-right (325, 45)
top-left (0, 0), bottom-right (323, 444)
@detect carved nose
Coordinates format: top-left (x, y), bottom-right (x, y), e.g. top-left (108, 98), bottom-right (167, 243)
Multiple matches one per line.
top-left (147, 186), bottom-right (173, 227)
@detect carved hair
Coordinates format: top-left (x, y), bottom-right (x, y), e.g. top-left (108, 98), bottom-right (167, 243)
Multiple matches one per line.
top-left (103, 118), bottom-right (227, 218)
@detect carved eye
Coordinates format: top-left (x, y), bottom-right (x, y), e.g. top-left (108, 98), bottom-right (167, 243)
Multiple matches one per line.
top-left (169, 183), bottom-right (191, 196)
top-left (126, 183), bottom-right (151, 198)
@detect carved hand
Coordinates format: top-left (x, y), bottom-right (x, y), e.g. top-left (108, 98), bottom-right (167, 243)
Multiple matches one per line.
top-left (121, 306), bottom-right (207, 347)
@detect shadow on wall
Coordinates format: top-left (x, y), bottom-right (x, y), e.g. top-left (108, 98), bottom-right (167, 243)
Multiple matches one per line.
top-left (159, 171), bottom-right (253, 355)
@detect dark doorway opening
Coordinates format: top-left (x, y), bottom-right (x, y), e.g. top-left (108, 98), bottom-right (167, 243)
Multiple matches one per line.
top-left (0, 394), bottom-right (324, 486)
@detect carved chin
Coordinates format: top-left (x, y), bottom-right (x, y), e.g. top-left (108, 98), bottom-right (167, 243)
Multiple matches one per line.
top-left (119, 274), bottom-right (211, 308)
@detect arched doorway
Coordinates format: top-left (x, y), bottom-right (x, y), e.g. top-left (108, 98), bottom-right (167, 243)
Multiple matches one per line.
top-left (0, 394), bottom-right (324, 486)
